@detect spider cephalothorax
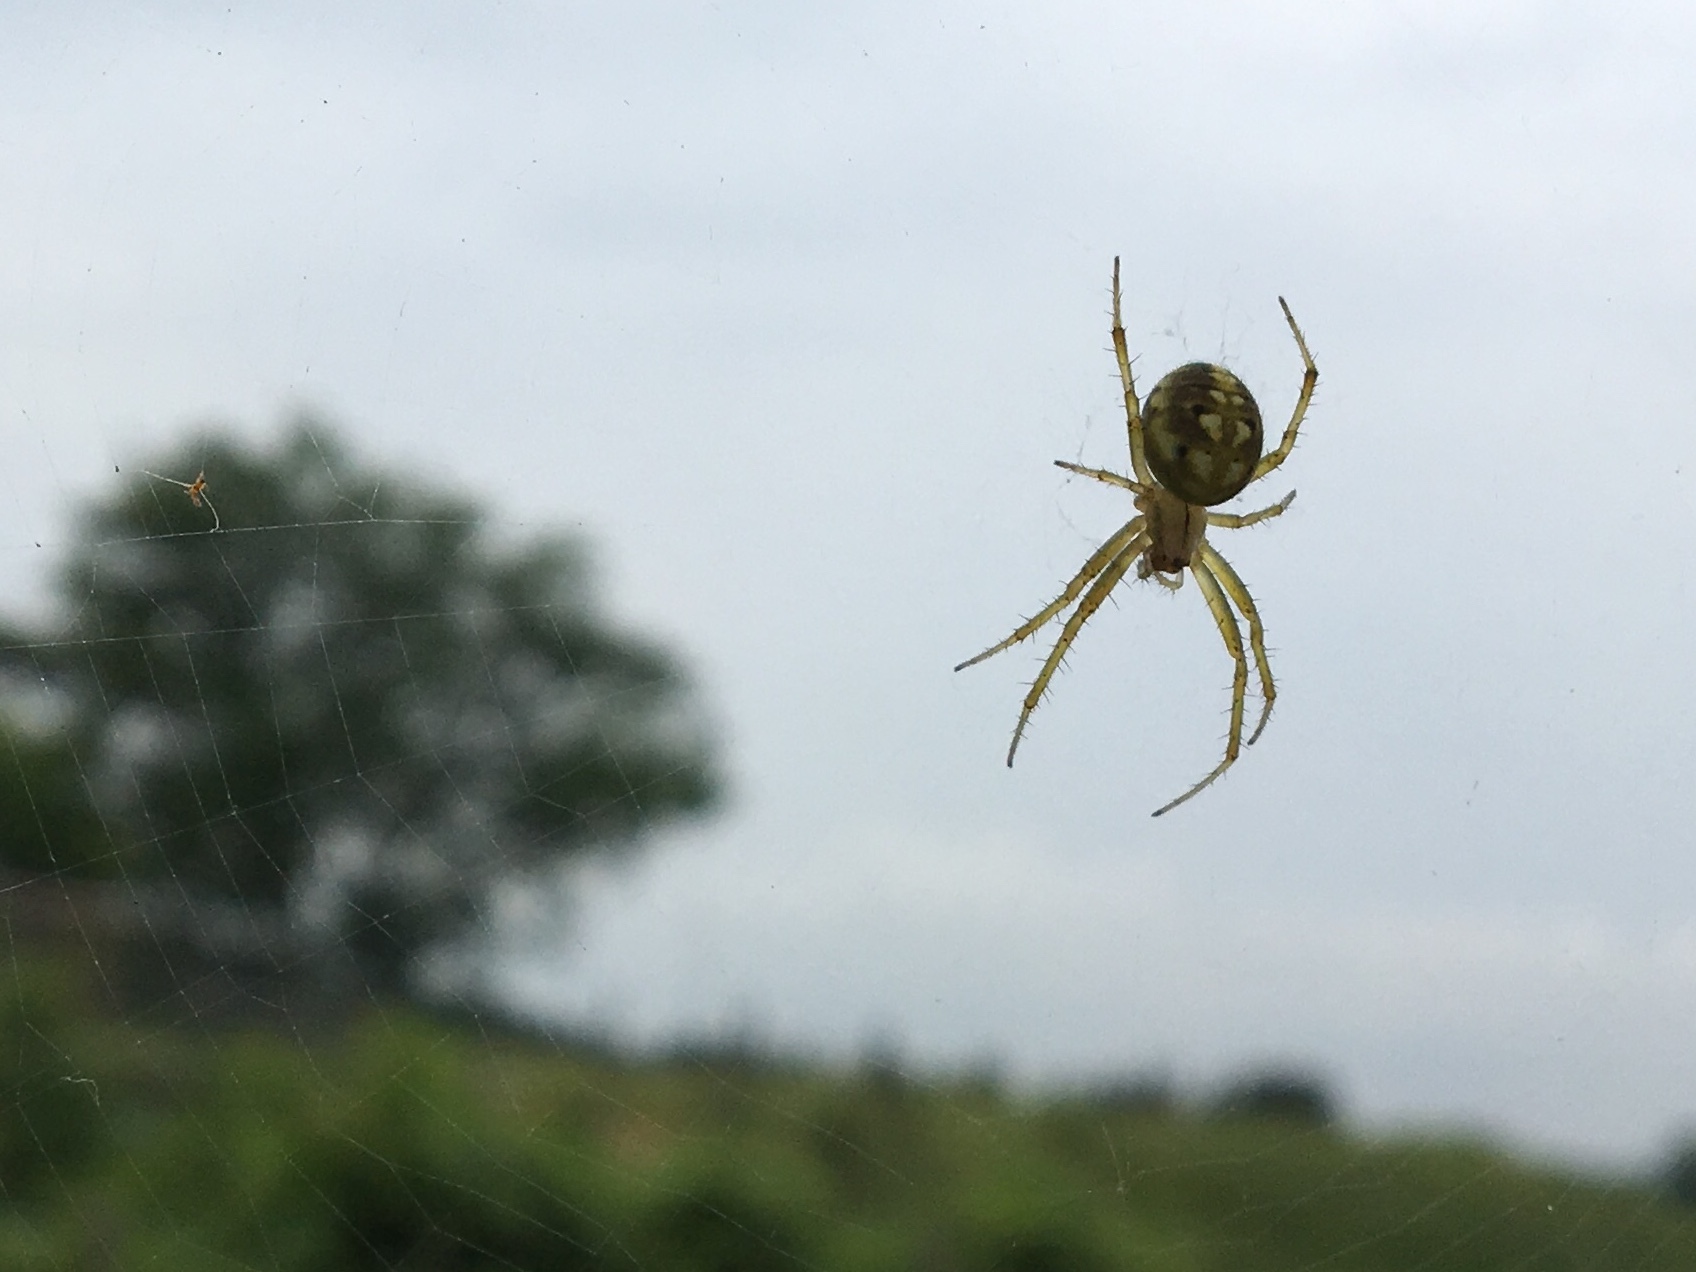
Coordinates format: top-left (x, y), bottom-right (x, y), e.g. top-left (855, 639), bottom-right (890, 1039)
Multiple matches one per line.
top-left (956, 258), bottom-right (1319, 816)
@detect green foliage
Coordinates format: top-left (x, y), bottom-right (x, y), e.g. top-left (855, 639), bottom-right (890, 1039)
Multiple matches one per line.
top-left (0, 716), bottom-right (110, 878)
top-left (0, 961), bottom-right (108, 1205)
top-left (1, 965), bottom-right (1694, 1270)
top-left (0, 425), bottom-right (718, 1001)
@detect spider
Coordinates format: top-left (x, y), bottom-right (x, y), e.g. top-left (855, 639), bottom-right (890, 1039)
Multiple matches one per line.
top-left (956, 257), bottom-right (1318, 816)
top-left (141, 468), bottom-right (221, 532)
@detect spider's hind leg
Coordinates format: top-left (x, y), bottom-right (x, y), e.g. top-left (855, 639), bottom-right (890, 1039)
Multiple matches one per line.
top-left (1111, 257), bottom-right (1155, 487)
top-left (1250, 297), bottom-right (1318, 482)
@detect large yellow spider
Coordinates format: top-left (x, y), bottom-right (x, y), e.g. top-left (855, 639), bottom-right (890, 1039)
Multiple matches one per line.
top-left (957, 257), bottom-right (1318, 816)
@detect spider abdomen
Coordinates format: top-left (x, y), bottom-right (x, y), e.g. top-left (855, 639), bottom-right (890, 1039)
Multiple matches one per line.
top-left (1143, 362), bottom-right (1263, 506)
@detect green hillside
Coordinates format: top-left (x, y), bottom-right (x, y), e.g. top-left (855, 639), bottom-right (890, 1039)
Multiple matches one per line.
top-left (2, 955), bottom-right (1692, 1270)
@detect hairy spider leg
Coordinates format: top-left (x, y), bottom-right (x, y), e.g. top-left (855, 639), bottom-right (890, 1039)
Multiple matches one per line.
top-left (1196, 541), bottom-right (1275, 745)
top-left (1111, 257), bottom-right (1155, 488)
top-left (1206, 489), bottom-right (1296, 530)
top-left (1153, 554), bottom-right (1248, 816)
top-left (1006, 532), bottom-right (1149, 765)
top-left (1250, 297), bottom-right (1319, 483)
top-left (1048, 461), bottom-right (1186, 593)
top-left (1052, 460), bottom-right (1150, 495)
top-left (956, 518), bottom-right (1147, 672)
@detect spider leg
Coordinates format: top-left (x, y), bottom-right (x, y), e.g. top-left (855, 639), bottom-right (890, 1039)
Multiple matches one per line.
top-left (1196, 541), bottom-right (1273, 745)
top-left (1053, 460), bottom-right (1152, 495)
top-left (1111, 257), bottom-right (1155, 488)
top-left (955, 518), bottom-right (1146, 672)
top-left (1250, 297), bottom-right (1318, 482)
top-left (1206, 489), bottom-right (1295, 529)
top-left (1007, 532), bottom-right (1148, 765)
top-left (1152, 555), bottom-right (1247, 817)
top-left (140, 469), bottom-right (221, 532)
top-left (141, 469), bottom-right (190, 490)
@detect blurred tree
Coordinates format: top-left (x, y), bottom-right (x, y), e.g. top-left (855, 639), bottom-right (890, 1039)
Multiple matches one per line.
top-left (1665, 1137), bottom-right (1696, 1207)
top-left (0, 425), bottom-right (717, 1008)
top-left (1211, 1070), bottom-right (1336, 1127)
top-left (0, 710), bottom-right (108, 878)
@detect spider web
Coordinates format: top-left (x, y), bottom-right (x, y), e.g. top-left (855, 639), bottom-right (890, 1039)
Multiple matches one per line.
top-left (0, 430), bottom-right (1690, 1272)
top-left (6, 5), bottom-right (1696, 1266)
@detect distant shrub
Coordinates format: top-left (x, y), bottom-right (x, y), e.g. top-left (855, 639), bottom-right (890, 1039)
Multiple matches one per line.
top-left (1212, 1070), bottom-right (1336, 1127)
top-left (1088, 1074), bottom-right (1176, 1116)
top-left (1664, 1138), bottom-right (1696, 1207)
top-left (975, 1226), bottom-right (1117, 1272)
top-left (646, 1179), bottom-right (813, 1272)
top-left (663, 1030), bottom-right (788, 1076)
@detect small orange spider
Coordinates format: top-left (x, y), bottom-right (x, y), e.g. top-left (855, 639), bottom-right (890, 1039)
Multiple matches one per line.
top-left (142, 468), bottom-right (221, 532)
top-left (957, 257), bottom-right (1319, 816)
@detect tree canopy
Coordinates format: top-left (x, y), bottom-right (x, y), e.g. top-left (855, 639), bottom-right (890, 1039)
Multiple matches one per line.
top-left (0, 425), bottom-right (718, 1006)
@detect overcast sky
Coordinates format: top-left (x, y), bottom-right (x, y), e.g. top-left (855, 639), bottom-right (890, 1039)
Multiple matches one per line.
top-left (4, 0), bottom-right (1696, 1171)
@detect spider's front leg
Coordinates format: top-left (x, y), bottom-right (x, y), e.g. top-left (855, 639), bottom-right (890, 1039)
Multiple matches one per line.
top-left (1152, 556), bottom-right (1247, 817)
top-left (1006, 531), bottom-right (1148, 764)
top-left (955, 518), bottom-right (1146, 672)
top-left (1197, 542), bottom-right (1275, 744)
